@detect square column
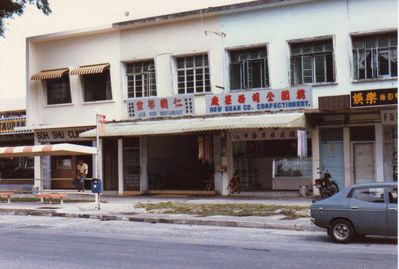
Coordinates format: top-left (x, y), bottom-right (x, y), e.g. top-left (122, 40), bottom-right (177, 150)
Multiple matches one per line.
top-left (140, 136), bottom-right (149, 194)
top-left (118, 138), bottom-right (124, 195)
top-left (375, 123), bottom-right (384, 182)
top-left (343, 127), bottom-right (351, 186)
top-left (311, 127), bottom-right (320, 194)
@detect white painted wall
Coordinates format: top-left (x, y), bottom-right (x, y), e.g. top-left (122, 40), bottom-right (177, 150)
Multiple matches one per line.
top-left (26, 0), bottom-right (398, 125)
top-left (27, 30), bottom-right (122, 127)
top-left (219, 0), bottom-right (398, 107)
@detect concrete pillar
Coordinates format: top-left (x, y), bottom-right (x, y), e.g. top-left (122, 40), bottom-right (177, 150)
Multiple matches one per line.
top-left (213, 134), bottom-right (222, 194)
top-left (343, 127), bottom-right (352, 186)
top-left (140, 136), bottom-right (149, 194)
top-left (222, 132), bottom-right (232, 196)
top-left (375, 123), bottom-right (384, 182)
top-left (99, 138), bottom-right (103, 181)
top-left (42, 155), bottom-right (51, 190)
top-left (33, 135), bottom-right (42, 191)
top-left (311, 127), bottom-right (320, 194)
top-left (92, 140), bottom-right (98, 178)
top-left (118, 138), bottom-right (124, 195)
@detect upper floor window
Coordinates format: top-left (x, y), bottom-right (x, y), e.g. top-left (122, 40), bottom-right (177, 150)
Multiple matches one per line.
top-left (352, 32), bottom-right (397, 80)
top-left (176, 54), bottom-right (210, 94)
top-left (229, 47), bottom-right (269, 90)
top-left (70, 63), bottom-right (112, 102)
top-left (126, 61), bottom-right (156, 98)
top-left (82, 70), bottom-right (112, 102)
top-left (290, 39), bottom-right (335, 85)
top-left (46, 76), bottom-right (72, 105)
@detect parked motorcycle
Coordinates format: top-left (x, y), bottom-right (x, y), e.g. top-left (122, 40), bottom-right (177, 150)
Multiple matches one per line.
top-left (314, 170), bottom-right (339, 199)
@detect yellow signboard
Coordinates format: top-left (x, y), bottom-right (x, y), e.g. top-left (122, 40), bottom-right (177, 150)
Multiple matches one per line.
top-left (0, 117), bottom-right (27, 134)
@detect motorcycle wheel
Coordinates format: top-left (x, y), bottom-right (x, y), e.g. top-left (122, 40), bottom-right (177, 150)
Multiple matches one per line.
top-left (330, 182), bottom-right (339, 195)
top-left (320, 189), bottom-right (328, 199)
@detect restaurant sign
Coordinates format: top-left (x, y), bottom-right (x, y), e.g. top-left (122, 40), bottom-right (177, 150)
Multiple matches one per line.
top-left (351, 88), bottom-right (397, 108)
top-left (127, 94), bottom-right (195, 119)
top-left (0, 116), bottom-right (30, 135)
top-left (206, 87), bottom-right (312, 115)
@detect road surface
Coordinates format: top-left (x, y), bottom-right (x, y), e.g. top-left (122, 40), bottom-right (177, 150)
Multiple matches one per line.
top-left (0, 215), bottom-right (396, 269)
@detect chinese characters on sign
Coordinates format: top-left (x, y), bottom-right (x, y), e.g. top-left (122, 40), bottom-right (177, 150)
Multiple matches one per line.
top-left (127, 95), bottom-right (195, 119)
top-left (206, 87), bottom-right (312, 115)
top-left (230, 129), bottom-right (309, 141)
top-left (381, 110), bottom-right (397, 125)
top-left (351, 88), bottom-right (398, 108)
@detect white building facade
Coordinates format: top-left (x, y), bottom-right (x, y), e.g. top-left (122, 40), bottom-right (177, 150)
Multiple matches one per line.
top-left (26, 0), bottom-right (397, 195)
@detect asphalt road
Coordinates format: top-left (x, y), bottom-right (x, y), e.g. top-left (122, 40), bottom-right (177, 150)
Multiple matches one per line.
top-left (0, 216), bottom-right (396, 269)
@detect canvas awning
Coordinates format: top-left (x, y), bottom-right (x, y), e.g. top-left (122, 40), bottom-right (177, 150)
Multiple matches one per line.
top-left (0, 143), bottom-right (97, 158)
top-left (80, 113), bottom-right (306, 138)
top-left (70, 63), bottom-right (110, 75)
top-left (31, 68), bottom-right (69, 80)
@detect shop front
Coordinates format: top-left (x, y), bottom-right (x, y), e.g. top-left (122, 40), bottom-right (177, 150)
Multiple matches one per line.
top-left (314, 88), bottom-right (397, 189)
top-left (80, 86), bottom-right (313, 196)
top-left (230, 129), bottom-right (312, 191)
top-left (0, 113), bottom-right (34, 189)
top-left (34, 126), bottom-right (95, 190)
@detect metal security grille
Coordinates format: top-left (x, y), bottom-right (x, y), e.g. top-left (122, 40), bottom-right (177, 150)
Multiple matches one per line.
top-left (126, 61), bottom-right (157, 98)
top-left (352, 32), bottom-right (397, 80)
top-left (123, 146), bottom-right (140, 191)
top-left (229, 47), bottom-right (269, 90)
top-left (290, 39), bottom-right (334, 84)
top-left (176, 54), bottom-right (210, 94)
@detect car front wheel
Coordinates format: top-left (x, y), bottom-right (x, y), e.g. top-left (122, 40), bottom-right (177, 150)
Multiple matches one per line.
top-left (329, 219), bottom-right (355, 243)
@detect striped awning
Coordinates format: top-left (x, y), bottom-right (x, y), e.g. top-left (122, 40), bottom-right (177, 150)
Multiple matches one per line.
top-left (0, 143), bottom-right (97, 158)
top-left (70, 63), bottom-right (110, 75)
top-left (80, 113), bottom-right (306, 138)
top-left (31, 68), bottom-right (69, 80)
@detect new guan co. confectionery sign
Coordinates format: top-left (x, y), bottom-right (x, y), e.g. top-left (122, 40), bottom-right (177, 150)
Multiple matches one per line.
top-left (351, 88), bottom-right (398, 108)
top-left (127, 95), bottom-right (195, 119)
top-left (206, 87), bottom-right (312, 115)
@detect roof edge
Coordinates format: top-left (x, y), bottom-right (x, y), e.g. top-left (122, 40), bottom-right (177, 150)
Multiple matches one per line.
top-left (114, 0), bottom-right (315, 30)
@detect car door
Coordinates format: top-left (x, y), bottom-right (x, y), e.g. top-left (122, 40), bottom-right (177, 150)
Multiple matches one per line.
top-left (348, 186), bottom-right (387, 235)
top-left (387, 186), bottom-right (398, 236)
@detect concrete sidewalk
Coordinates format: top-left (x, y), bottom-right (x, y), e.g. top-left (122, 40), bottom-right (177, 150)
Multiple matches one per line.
top-left (0, 194), bottom-right (322, 232)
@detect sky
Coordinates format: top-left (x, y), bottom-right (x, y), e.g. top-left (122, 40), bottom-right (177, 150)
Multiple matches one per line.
top-left (0, 0), bottom-right (249, 105)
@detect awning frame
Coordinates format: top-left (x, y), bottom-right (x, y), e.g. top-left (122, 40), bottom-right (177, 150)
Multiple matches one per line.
top-left (80, 113), bottom-right (307, 138)
top-left (70, 63), bottom-right (110, 76)
top-left (0, 143), bottom-right (97, 158)
top-left (31, 68), bottom-right (69, 80)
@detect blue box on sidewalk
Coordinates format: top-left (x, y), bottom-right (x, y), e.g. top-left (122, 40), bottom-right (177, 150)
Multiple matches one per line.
top-left (91, 178), bottom-right (102, 193)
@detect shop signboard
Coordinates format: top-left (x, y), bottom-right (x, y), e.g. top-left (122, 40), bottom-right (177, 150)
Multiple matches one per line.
top-left (230, 129), bottom-right (310, 141)
top-left (35, 127), bottom-right (93, 142)
top-left (0, 116), bottom-right (30, 135)
top-left (351, 88), bottom-right (398, 108)
top-left (381, 110), bottom-right (397, 125)
top-left (127, 95), bottom-right (195, 120)
top-left (206, 87), bottom-right (312, 115)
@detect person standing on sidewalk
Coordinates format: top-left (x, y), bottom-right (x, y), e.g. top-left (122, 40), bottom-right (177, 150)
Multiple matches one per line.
top-left (76, 159), bottom-right (88, 192)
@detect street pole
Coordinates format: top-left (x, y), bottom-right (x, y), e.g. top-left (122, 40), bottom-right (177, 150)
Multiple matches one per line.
top-left (96, 113), bottom-right (101, 210)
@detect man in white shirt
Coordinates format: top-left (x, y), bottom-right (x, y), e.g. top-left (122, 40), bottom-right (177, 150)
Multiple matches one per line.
top-left (76, 159), bottom-right (88, 192)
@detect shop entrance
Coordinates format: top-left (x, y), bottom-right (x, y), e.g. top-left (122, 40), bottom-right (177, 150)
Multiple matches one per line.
top-left (353, 142), bottom-right (375, 184)
top-left (103, 139), bottom-right (118, 191)
top-left (147, 135), bottom-right (213, 191)
top-left (320, 128), bottom-right (345, 190)
top-left (123, 138), bottom-right (140, 191)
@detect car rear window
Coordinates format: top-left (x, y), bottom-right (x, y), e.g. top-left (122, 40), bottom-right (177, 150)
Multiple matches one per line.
top-left (350, 187), bottom-right (385, 203)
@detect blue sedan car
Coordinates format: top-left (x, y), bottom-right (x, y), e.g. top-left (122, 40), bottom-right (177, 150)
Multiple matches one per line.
top-left (311, 182), bottom-right (397, 243)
